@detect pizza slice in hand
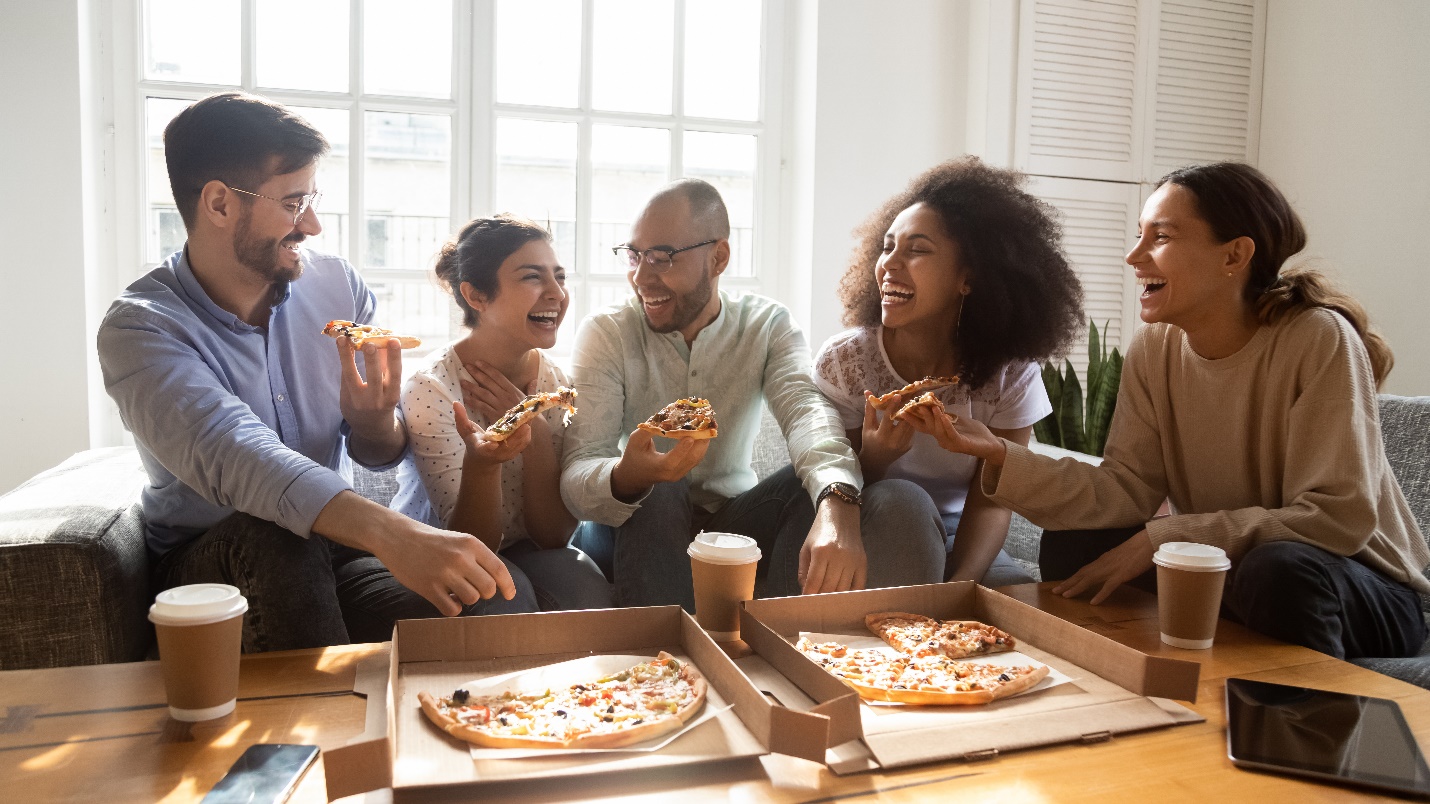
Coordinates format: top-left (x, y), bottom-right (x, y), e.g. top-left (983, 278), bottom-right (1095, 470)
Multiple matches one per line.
top-left (638, 397), bottom-right (718, 440)
top-left (486, 387), bottom-right (578, 442)
top-left (890, 391), bottom-right (958, 424)
top-left (870, 375), bottom-right (959, 409)
top-left (322, 319), bottom-right (422, 349)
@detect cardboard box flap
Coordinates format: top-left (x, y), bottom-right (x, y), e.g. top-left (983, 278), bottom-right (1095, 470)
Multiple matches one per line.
top-left (324, 650), bottom-right (394, 800)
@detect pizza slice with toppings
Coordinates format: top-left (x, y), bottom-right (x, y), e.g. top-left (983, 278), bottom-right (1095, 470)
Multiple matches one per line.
top-left (321, 319), bottom-right (422, 349)
top-left (638, 397), bottom-right (718, 440)
top-left (890, 391), bottom-right (958, 424)
top-left (870, 375), bottom-right (960, 409)
top-left (866, 612), bottom-right (1016, 659)
top-left (486, 387), bottom-right (578, 442)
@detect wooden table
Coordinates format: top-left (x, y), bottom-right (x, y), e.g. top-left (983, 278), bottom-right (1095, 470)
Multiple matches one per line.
top-left (3, 583), bottom-right (1425, 802)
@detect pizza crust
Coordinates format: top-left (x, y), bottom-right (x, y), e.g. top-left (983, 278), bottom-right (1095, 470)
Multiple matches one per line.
top-left (637, 421), bottom-right (719, 440)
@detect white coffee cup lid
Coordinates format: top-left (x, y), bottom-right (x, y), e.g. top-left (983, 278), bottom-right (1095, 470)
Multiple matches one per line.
top-left (688, 531), bottom-right (761, 565)
top-left (1153, 542), bottom-right (1231, 572)
top-left (148, 583), bottom-right (249, 626)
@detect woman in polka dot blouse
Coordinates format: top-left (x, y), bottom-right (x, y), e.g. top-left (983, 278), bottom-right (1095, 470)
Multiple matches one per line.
top-left (390, 215), bottom-right (614, 611)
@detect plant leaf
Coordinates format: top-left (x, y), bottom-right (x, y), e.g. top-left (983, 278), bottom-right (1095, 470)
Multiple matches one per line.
top-left (1058, 360), bottom-right (1085, 454)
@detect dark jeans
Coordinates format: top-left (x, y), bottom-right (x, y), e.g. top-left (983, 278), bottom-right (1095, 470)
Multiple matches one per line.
top-left (583, 464), bottom-right (946, 611)
top-left (1038, 526), bottom-right (1427, 660)
top-left (152, 513), bottom-right (539, 652)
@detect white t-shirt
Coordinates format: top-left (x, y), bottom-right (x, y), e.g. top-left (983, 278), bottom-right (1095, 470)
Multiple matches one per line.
top-left (392, 343), bottom-right (569, 549)
top-left (813, 326), bottom-right (1052, 516)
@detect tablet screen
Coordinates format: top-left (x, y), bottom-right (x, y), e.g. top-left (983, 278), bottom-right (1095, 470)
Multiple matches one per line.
top-left (1225, 678), bottom-right (1430, 796)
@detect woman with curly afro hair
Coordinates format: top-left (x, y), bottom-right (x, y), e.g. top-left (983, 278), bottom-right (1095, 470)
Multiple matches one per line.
top-left (814, 156), bottom-right (1083, 586)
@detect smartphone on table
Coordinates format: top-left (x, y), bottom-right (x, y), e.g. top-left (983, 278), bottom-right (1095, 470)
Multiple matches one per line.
top-left (202, 743), bottom-right (320, 804)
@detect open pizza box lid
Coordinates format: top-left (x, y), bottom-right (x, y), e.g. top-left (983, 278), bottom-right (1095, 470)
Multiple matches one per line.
top-left (323, 606), bottom-right (831, 801)
top-left (737, 582), bottom-right (1203, 774)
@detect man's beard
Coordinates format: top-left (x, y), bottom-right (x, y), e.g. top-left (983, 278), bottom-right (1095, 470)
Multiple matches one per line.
top-left (234, 211), bottom-right (303, 284)
top-left (644, 269), bottom-right (714, 334)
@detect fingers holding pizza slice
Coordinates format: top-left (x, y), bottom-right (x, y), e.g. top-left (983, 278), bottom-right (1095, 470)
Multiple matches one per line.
top-left (638, 397), bottom-right (719, 440)
top-left (890, 391), bottom-right (959, 425)
top-left (486, 386), bottom-right (578, 442)
top-left (870, 375), bottom-right (959, 410)
top-left (322, 319), bottom-right (423, 349)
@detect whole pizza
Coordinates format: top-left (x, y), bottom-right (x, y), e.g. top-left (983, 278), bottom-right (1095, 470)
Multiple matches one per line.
top-left (418, 652), bottom-right (707, 749)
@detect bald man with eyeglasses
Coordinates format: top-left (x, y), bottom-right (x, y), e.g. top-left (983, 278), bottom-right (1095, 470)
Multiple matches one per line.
top-left (561, 178), bottom-right (945, 611)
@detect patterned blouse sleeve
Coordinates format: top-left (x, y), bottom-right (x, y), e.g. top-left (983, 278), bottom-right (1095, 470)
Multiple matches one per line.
top-left (399, 364), bottom-right (466, 528)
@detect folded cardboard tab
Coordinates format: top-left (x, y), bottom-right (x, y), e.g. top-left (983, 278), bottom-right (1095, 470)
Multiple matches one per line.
top-left (324, 606), bottom-right (829, 801)
top-left (740, 581), bottom-right (1202, 773)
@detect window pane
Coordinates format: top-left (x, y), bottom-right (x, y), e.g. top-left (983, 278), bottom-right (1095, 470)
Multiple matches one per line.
top-left (290, 107), bottom-right (350, 258)
top-left (496, 0), bottom-right (581, 107)
top-left (144, 0), bottom-right (240, 84)
top-left (591, 0), bottom-right (672, 114)
top-left (684, 0), bottom-right (761, 121)
top-left (257, 0), bottom-right (348, 92)
top-left (365, 0), bottom-right (453, 98)
top-left (364, 112), bottom-right (451, 272)
top-left (145, 97), bottom-right (193, 263)
top-left (494, 118), bottom-right (577, 270)
top-left (591, 125), bottom-right (670, 274)
top-left (365, 276), bottom-right (453, 358)
top-left (683, 131), bottom-right (757, 277)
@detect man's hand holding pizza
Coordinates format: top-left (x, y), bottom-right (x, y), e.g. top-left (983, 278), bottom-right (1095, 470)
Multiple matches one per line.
top-left (799, 491), bottom-right (867, 594)
top-left (610, 427), bottom-right (710, 503)
top-left (336, 335), bottom-right (407, 464)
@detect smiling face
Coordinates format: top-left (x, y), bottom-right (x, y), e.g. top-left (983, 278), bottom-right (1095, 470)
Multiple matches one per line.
top-left (464, 239), bottom-right (568, 351)
top-left (876, 203), bottom-right (969, 334)
top-left (626, 195), bottom-right (728, 340)
top-left (230, 160), bottom-right (322, 284)
top-left (1127, 183), bottom-right (1250, 332)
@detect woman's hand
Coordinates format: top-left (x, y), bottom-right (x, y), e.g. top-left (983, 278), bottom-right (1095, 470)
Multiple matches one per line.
top-left (1051, 530), bottom-right (1156, 605)
top-left (459, 359), bottom-right (530, 423)
top-left (903, 404), bottom-right (1007, 465)
top-left (858, 392), bottom-right (915, 480)
top-left (453, 401), bottom-right (531, 467)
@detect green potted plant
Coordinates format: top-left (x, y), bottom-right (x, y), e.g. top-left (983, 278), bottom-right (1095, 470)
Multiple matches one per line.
top-left (1033, 320), bottom-right (1122, 457)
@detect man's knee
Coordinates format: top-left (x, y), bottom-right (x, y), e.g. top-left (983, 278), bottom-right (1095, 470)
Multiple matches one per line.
top-left (1232, 541), bottom-right (1333, 597)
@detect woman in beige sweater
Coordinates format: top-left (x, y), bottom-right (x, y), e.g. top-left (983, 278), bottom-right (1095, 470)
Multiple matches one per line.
top-left (903, 162), bottom-right (1428, 660)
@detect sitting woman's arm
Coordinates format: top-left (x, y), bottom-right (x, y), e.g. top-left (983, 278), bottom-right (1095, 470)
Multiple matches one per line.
top-left (447, 402), bottom-right (531, 552)
top-left (945, 424), bottom-right (1031, 582)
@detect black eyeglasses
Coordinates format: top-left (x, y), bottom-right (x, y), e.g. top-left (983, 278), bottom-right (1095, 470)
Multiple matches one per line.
top-left (611, 239), bottom-right (717, 272)
top-left (225, 185), bottom-right (322, 225)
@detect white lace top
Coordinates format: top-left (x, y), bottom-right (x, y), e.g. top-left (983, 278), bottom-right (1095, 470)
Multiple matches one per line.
top-left (392, 343), bottom-right (569, 548)
top-left (813, 326), bottom-right (1051, 515)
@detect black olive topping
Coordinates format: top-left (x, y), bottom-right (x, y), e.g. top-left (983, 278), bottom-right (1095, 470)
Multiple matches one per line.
top-left (498, 715), bottom-right (509, 726)
top-left (606, 704), bottom-right (615, 713)
top-left (555, 709), bottom-right (567, 717)
top-left (452, 688), bottom-right (470, 704)
top-left (998, 673), bottom-right (1011, 682)
top-left (602, 715), bottom-right (613, 723)
top-left (633, 718), bottom-right (644, 725)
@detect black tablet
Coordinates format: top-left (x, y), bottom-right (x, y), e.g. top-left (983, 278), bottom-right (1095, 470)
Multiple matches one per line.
top-left (1225, 677), bottom-right (1430, 797)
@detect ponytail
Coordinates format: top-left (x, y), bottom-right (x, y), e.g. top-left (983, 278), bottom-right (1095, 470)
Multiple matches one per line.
top-left (1255, 267), bottom-right (1394, 388)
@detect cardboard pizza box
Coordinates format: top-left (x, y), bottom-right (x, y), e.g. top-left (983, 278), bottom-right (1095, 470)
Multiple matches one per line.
top-left (738, 581), bottom-right (1203, 774)
top-left (323, 605), bottom-right (831, 801)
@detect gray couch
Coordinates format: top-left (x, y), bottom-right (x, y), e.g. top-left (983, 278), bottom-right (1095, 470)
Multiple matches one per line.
top-left (3, 397), bottom-right (1427, 684)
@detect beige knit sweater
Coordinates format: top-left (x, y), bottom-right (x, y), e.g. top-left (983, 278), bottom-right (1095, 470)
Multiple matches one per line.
top-left (985, 307), bottom-right (1430, 594)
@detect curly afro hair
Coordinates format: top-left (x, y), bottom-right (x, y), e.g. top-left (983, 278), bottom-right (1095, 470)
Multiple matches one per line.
top-left (836, 156), bottom-right (1084, 390)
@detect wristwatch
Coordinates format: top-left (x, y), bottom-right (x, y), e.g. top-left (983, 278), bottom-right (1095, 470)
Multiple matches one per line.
top-left (816, 481), bottom-right (862, 508)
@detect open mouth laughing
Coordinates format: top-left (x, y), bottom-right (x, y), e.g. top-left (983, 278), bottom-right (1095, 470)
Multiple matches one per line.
top-left (1137, 276), bottom-right (1167, 298)
top-left (881, 282), bottom-right (914, 304)
top-left (528, 310), bottom-right (561, 329)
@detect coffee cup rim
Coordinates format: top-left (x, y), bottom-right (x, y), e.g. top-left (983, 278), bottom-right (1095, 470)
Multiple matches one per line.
top-left (149, 583), bottom-right (249, 626)
top-left (1153, 541), bottom-right (1232, 571)
top-left (687, 531), bottom-right (761, 565)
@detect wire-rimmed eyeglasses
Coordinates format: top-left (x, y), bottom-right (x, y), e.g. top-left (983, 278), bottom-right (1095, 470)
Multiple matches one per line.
top-left (226, 185), bottom-right (322, 226)
top-left (611, 239), bottom-right (717, 272)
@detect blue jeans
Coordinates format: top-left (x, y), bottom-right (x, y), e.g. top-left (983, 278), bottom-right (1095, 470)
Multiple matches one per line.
top-left (501, 538), bottom-right (615, 612)
top-left (1039, 525), bottom-right (1426, 660)
top-left (598, 464), bottom-right (945, 611)
top-left (940, 511), bottom-right (1036, 587)
top-left (153, 512), bottom-right (540, 651)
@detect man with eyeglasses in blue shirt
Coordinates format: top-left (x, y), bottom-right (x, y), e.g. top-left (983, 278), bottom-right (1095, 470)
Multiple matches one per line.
top-left (562, 178), bottom-right (945, 611)
top-left (98, 92), bottom-right (532, 653)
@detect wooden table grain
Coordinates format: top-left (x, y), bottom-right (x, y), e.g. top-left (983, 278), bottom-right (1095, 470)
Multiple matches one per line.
top-left (3, 583), bottom-right (1424, 802)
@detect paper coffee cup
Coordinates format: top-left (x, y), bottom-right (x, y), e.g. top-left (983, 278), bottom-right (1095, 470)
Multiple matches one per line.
top-left (148, 584), bottom-right (248, 721)
top-left (1153, 542), bottom-right (1231, 650)
top-left (687, 532), bottom-right (761, 641)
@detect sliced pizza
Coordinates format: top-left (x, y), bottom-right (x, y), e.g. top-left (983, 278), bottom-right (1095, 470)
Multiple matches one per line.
top-left (322, 319), bottom-right (422, 349)
top-left (486, 387), bottom-right (578, 442)
top-left (796, 637), bottom-right (1046, 706)
top-left (865, 612), bottom-right (1017, 659)
top-left (890, 391), bottom-right (957, 424)
top-left (418, 652), bottom-right (707, 749)
top-left (870, 375), bottom-right (959, 409)
top-left (638, 397), bottom-right (718, 440)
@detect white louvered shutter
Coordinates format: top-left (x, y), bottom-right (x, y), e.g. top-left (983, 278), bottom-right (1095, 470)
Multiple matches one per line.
top-left (1025, 176), bottom-right (1144, 378)
top-left (1148, 0), bottom-right (1263, 179)
top-left (1015, 0), bottom-right (1148, 182)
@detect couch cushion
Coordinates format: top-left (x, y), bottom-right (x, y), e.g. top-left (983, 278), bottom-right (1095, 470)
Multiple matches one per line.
top-left (0, 448), bottom-right (152, 669)
top-left (1380, 395), bottom-right (1430, 541)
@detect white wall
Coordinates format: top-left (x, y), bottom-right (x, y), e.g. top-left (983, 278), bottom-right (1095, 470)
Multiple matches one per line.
top-left (0, 0), bottom-right (94, 494)
top-left (1259, 0), bottom-right (1430, 395)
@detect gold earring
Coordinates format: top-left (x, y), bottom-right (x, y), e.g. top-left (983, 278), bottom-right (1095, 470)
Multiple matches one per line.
top-left (1226, 271), bottom-right (1233, 277)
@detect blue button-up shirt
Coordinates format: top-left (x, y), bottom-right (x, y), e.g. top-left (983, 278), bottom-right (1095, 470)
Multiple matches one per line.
top-left (98, 248), bottom-right (393, 555)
